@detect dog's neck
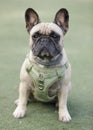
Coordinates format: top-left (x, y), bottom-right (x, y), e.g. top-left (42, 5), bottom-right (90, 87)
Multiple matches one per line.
top-left (29, 48), bottom-right (67, 67)
top-left (34, 53), bottom-right (63, 66)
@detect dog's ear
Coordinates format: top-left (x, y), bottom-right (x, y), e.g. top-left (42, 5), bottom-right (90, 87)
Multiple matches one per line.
top-left (54, 8), bottom-right (69, 35)
top-left (25, 8), bottom-right (40, 33)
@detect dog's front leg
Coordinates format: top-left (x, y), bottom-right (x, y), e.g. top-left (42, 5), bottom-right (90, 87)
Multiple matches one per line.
top-left (58, 82), bottom-right (71, 122)
top-left (13, 82), bottom-right (29, 118)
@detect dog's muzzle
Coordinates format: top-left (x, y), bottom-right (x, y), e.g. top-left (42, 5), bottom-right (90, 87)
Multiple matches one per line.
top-left (32, 37), bottom-right (61, 60)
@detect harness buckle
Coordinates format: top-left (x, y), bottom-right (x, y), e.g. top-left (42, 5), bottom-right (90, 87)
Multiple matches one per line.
top-left (26, 65), bottom-right (33, 73)
top-left (56, 69), bottom-right (62, 80)
top-left (38, 74), bottom-right (44, 90)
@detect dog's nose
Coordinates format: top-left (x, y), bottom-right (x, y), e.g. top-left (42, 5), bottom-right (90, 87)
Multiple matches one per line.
top-left (40, 37), bottom-right (49, 43)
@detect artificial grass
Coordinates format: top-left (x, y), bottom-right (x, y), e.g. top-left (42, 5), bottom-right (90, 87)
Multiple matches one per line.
top-left (0, 0), bottom-right (93, 130)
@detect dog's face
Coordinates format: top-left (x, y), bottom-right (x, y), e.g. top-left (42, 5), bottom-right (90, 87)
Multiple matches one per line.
top-left (25, 8), bottom-right (69, 64)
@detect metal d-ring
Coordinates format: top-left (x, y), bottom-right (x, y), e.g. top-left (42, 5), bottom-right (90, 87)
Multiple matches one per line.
top-left (38, 73), bottom-right (44, 90)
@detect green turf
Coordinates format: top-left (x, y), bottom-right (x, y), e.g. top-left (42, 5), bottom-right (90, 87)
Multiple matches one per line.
top-left (0, 0), bottom-right (93, 130)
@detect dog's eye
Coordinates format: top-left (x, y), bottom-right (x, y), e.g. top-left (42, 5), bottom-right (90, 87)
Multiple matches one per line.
top-left (32, 32), bottom-right (41, 39)
top-left (50, 32), bottom-right (60, 40)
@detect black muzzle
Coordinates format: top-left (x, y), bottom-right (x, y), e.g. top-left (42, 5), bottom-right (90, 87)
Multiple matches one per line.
top-left (32, 36), bottom-right (61, 60)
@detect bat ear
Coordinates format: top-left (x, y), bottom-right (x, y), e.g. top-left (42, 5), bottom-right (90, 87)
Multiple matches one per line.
top-left (25, 8), bottom-right (40, 33)
top-left (54, 8), bottom-right (69, 35)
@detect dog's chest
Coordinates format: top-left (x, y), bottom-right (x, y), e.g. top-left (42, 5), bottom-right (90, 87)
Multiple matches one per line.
top-left (26, 62), bottom-right (68, 102)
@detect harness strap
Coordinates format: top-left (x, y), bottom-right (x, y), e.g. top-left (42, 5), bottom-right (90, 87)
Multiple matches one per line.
top-left (26, 60), bottom-right (69, 102)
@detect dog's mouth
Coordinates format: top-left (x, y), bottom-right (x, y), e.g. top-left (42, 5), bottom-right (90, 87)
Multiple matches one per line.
top-left (33, 47), bottom-right (61, 66)
top-left (34, 53), bottom-right (62, 66)
top-left (37, 47), bottom-right (54, 60)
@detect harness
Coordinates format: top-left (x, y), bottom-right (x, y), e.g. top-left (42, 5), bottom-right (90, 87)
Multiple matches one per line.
top-left (26, 59), bottom-right (69, 102)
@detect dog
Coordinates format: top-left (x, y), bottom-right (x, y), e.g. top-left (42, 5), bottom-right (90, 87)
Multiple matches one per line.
top-left (13, 8), bottom-right (71, 122)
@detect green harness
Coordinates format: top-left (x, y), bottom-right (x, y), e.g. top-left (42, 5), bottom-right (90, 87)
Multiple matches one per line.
top-left (26, 60), bottom-right (69, 102)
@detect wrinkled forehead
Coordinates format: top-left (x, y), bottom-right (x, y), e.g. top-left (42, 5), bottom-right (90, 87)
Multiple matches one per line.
top-left (30, 23), bottom-right (63, 36)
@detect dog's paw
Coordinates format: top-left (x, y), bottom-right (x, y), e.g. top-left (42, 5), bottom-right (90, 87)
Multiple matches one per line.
top-left (13, 106), bottom-right (26, 118)
top-left (59, 109), bottom-right (71, 122)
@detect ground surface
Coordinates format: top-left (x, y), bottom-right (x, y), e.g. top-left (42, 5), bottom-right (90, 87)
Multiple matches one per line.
top-left (0, 0), bottom-right (93, 130)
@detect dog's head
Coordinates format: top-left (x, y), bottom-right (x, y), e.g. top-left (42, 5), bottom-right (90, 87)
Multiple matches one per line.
top-left (25, 8), bottom-right (69, 65)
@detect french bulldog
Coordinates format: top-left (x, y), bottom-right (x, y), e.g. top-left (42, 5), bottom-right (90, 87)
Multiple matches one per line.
top-left (13, 8), bottom-right (71, 122)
